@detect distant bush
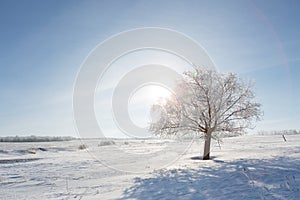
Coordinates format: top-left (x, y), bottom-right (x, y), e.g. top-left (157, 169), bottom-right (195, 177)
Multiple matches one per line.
top-left (78, 144), bottom-right (87, 150)
top-left (0, 150), bottom-right (9, 154)
top-left (0, 135), bottom-right (74, 142)
top-left (124, 141), bottom-right (129, 145)
top-left (98, 140), bottom-right (115, 146)
top-left (258, 130), bottom-right (300, 135)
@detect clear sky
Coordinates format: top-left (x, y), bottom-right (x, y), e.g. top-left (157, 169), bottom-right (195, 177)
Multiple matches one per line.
top-left (0, 0), bottom-right (299, 137)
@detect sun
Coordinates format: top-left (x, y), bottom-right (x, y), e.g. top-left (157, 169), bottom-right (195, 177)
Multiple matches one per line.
top-left (147, 84), bottom-right (172, 102)
top-left (127, 84), bottom-right (172, 128)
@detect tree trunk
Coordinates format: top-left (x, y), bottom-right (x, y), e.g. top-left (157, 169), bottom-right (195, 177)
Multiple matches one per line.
top-left (203, 130), bottom-right (212, 160)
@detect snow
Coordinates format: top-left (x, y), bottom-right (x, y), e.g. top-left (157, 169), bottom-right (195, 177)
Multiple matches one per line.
top-left (0, 135), bottom-right (300, 199)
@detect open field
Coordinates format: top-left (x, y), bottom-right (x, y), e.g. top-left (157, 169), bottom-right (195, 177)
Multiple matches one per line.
top-left (1, 135), bottom-right (300, 199)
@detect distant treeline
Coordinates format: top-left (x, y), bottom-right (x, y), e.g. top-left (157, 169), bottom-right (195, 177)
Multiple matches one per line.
top-left (0, 135), bottom-right (75, 142)
top-left (258, 130), bottom-right (300, 135)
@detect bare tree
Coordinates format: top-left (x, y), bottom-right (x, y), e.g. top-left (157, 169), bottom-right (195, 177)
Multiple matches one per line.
top-left (150, 66), bottom-right (262, 160)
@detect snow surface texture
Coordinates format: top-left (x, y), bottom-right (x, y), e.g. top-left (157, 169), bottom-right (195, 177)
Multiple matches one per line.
top-left (0, 135), bottom-right (299, 199)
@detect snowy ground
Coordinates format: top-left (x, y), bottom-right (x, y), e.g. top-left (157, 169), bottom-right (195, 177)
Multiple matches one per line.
top-left (0, 134), bottom-right (299, 199)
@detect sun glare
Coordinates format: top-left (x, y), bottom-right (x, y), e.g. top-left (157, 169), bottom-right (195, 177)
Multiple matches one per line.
top-left (147, 85), bottom-right (172, 103)
top-left (128, 85), bottom-right (172, 128)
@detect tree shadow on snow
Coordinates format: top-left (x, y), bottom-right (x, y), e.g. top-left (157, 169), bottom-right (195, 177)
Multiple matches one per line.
top-left (122, 157), bottom-right (300, 200)
top-left (190, 156), bottom-right (223, 163)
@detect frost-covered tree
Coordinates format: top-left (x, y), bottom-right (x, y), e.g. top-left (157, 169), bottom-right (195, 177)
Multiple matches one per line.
top-left (149, 66), bottom-right (262, 160)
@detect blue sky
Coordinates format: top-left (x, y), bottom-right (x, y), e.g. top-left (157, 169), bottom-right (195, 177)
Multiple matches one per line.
top-left (0, 0), bottom-right (299, 137)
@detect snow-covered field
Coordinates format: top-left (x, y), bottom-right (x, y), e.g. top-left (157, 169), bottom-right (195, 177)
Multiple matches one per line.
top-left (0, 135), bottom-right (299, 200)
